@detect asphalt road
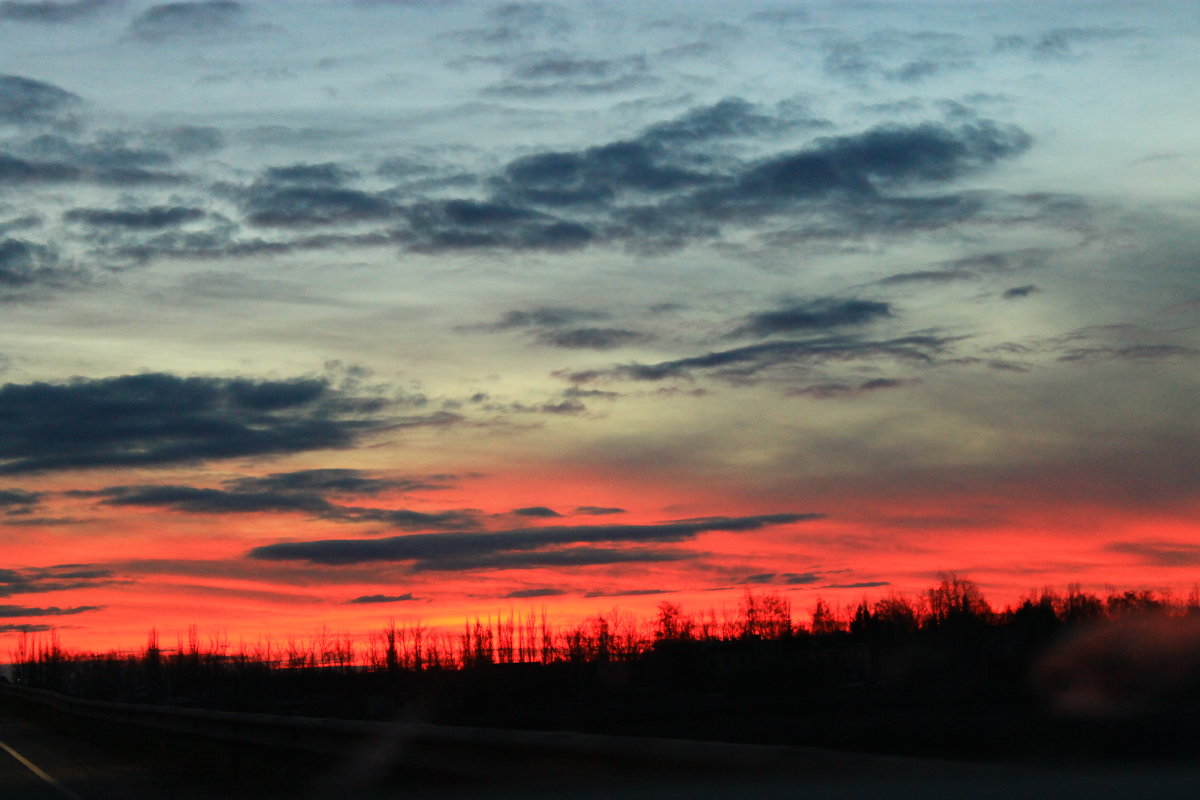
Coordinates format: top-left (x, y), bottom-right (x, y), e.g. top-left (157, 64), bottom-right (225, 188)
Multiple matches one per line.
top-left (5, 699), bottom-right (1200, 800)
top-left (0, 708), bottom-right (217, 800)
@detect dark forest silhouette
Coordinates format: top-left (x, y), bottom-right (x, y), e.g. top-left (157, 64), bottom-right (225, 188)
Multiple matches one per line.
top-left (9, 575), bottom-right (1200, 761)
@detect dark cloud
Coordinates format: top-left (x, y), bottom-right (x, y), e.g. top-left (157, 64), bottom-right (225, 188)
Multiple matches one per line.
top-left (787, 377), bottom-right (909, 400)
top-left (347, 593), bottom-right (418, 604)
top-left (94, 484), bottom-right (335, 514)
top-left (495, 139), bottom-right (713, 209)
top-left (536, 327), bottom-right (649, 350)
top-left (708, 121), bottom-right (1032, 208)
top-left (0, 1), bottom-right (116, 22)
top-left (641, 97), bottom-right (809, 144)
top-left (0, 237), bottom-right (84, 295)
top-left (64, 206), bottom-right (204, 229)
top-left (537, 399), bottom-right (585, 415)
top-left (128, 1), bottom-right (244, 42)
top-left (503, 587), bottom-right (565, 598)
top-left (730, 299), bottom-right (891, 338)
top-left (241, 185), bottom-right (394, 227)
top-left (511, 506), bottom-right (561, 518)
top-left (591, 334), bottom-right (953, 384)
top-left (0, 488), bottom-right (40, 507)
top-left (583, 588), bottom-right (668, 598)
top-left (249, 513), bottom-right (819, 568)
top-left (824, 581), bottom-right (890, 589)
top-left (490, 307), bottom-right (607, 330)
top-left (400, 199), bottom-right (594, 253)
top-left (0, 214), bottom-right (42, 235)
top-left (228, 468), bottom-right (447, 496)
top-left (945, 249), bottom-right (1051, 273)
top-left (0, 564), bottom-right (121, 597)
top-left (0, 624), bottom-right (54, 633)
top-left (878, 269), bottom-right (978, 285)
top-left (574, 506), bottom-right (625, 516)
top-left (198, 106), bottom-right (1031, 257)
top-left (1107, 541), bottom-right (1200, 567)
top-left (890, 60), bottom-right (941, 83)
top-left (0, 152), bottom-right (80, 183)
top-left (0, 147), bottom-right (181, 186)
top-left (996, 26), bottom-right (1138, 59)
top-left (89, 478), bottom-right (478, 531)
top-left (477, 113), bottom-right (1031, 255)
top-left (486, 51), bottom-right (654, 98)
top-left (0, 372), bottom-right (397, 474)
top-left (0, 74), bottom-right (80, 126)
top-left (739, 572), bottom-right (820, 585)
top-left (877, 249), bottom-right (1052, 288)
top-left (511, 53), bottom-right (633, 81)
top-left (412, 548), bottom-right (689, 572)
top-left (263, 162), bottom-right (358, 186)
top-left (1002, 284), bottom-right (1039, 299)
top-left (0, 604), bottom-right (102, 617)
top-left (1058, 344), bottom-right (1196, 364)
top-left (21, 133), bottom-right (176, 171)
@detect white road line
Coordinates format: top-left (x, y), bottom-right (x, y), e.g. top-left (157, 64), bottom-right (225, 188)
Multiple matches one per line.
top-left (0, 738), bottom-right (88, 800)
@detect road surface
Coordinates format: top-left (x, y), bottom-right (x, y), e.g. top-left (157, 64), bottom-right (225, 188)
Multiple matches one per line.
top-left (0, 707), bottom-right (217, 800)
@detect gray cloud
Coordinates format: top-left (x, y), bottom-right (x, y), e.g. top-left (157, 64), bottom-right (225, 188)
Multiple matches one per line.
top-left (536, 327), bottom-right (649, 350)
top-left (1002, 284), bottom-right (1039, 299)
top-left (739, 572), bottom-right (820, 585)
top-left (0, 149), bottom-right (181, 186)
top-left (490, 307), bottom-right (607, 330)
top-left (730, 299), bottom-right (892, 338)
top-left (879, 269), bottom-right (978, 285)
top-left (1058, 344), bottom-right (1196, 364)
top-left (574, 506), bottom-right (625, 516)
top-left (0, 1), bottom-right (118, 23)
top-left (412, 547), bottom-right (690, 572)
top-left (88, 475), bottom-right (479, 531)
top-left (347, 593), bottom-right (418, 604)
top-left (64, 206), bottom-right (205, 229)
top-left (583, 588), bottom-right (669, 598)
top-left (148, 125), bottom-right (224, 156)
top-left (263, 162), bottom-right (358, 186)
top-left (0, 624), bottom-right (54, 633)
top-left (485, 51), bottom-right (656, 99)
top-left (229, 468), bottom-right (448, 496)
top-left (0, 153), bottom-right (80, 183)
top-left (0, 237), bottom-right (85, 296)
top-left (0, 603), bottom-right (103, 617)
top-left (240, 184), bottom-right (395, 227)
top-left (400, 199), bottom-right (593, 253)
top-left (503, 587), bottom-right (565, 598)
top-left (786, 377), bottom-right (910, 400)
top-left (0, 74), bottom-right (80, 126)
top-left (0, 564), bottom-right (122, 597)
top-left (510, 506), bottom-right (561, 518)
top-left (824, 581), bottom-right (890, 589)
top-left (0, 488), bottom-right (40, 507)
top-left (128, 1), bottom-right (244, 42)
top-left (583, 334), bottom-right (953, 384)
top-left (0, 372), bottom-right (398, 474)
top-left (1108, 541), bottom-right (1200, 567)
top-left (249, 512), bottom-right (819, 567)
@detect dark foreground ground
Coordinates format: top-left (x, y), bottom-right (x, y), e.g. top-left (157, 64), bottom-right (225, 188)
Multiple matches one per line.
top-left (4, 683), bottom-right (1200, 800)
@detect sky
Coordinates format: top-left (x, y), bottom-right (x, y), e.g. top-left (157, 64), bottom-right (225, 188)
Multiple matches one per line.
top-left (0, 0), bottom-right (1198, 651)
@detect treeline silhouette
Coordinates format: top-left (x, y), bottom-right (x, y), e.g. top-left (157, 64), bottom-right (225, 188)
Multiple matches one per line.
top-left (10, 575), bottom-right (1200, 760)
